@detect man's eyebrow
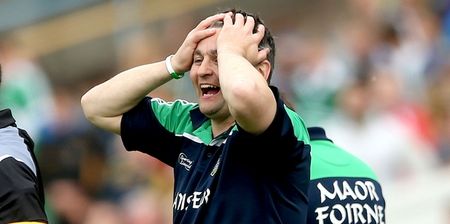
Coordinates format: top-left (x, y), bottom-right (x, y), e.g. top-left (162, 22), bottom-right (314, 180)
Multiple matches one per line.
top-left (193, 49), bottom-right (217, 57)
top-left (194, 49), bottom-right (202, 56)
top-left (208, 50), bottom-right (217, 57)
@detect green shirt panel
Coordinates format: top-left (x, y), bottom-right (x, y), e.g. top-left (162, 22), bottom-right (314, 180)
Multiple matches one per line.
top-left (285, 106), bottom-right (310, 144)
top-left (150, 98), bottom-right (309, 146)
top-left (310, 140), bottom-right (378, 180)
top-left (150, 98), bottom-right (216, 144)
top-left (150, 98), bottom-right (196, 133)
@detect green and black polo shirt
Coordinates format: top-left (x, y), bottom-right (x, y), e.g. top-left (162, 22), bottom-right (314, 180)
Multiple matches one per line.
top-left (307, 127), bottom-right (386, 224)
top-left (121, 86), bottom-right (311, 223)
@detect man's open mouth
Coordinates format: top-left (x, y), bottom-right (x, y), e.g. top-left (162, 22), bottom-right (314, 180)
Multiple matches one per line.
top-left (200, 84), bottom-right (220, 96)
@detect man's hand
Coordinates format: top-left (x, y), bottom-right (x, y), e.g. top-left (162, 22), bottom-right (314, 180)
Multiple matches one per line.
top-left (217, 13), bottom-right (269, 65)
top-left (172, 13), bottom-right (226, 73)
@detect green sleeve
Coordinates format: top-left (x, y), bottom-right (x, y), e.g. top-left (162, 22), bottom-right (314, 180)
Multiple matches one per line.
top-left (149, 98), bottom-right (197, 135)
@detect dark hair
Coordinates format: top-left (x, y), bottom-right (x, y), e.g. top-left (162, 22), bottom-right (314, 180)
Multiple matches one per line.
top-left (210, 9), bottom-right (276, 83)
top-left (0, 64), bottom-right (2, 85)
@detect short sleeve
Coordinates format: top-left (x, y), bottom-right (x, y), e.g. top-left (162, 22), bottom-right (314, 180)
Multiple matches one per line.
top-left (121, 97), bottom-right (183, 167)
top-left (233, 86), bottom-right (310, 169)
top-left (236, 86), bottom-right (310, 145)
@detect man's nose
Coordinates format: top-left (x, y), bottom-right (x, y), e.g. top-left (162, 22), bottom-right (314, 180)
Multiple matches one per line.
top-left (198, 60), bottom-right (213, 76)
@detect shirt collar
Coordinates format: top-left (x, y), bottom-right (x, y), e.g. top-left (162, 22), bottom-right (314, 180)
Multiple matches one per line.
top-left (189, 107), bottom-right (209, 130)
top-left (189, 85), bottom-right (282, 130)
top-left (0, 109), bottom-right (16, 128)
top-left (307, 127), bottom-right (333, 142)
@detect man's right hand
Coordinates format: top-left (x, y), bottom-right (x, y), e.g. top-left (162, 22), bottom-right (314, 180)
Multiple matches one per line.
top-left (171, 13), bottom-right (226, 73)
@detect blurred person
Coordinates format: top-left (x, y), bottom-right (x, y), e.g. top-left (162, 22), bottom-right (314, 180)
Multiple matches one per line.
top-left (0, 34), bottom-right (54, 147)
top-left (38, 84), bottom-right (111, 192)
top-left (121, 189), bottom-right (169, 224)
top-left (307, 127), bottom-right (386, 224)
top-left (368, 69), bottom-right (435, 149)
top-left (81, 9), bottom-right (311, 224)
top-left (369, 21), bottom-right (432, 102)
top-left (371, 2), bottom-right (440, 101)
top-left (83, 201), bottom-right (125, 224)
top-left (271, 29), bottom-right (305, 97)
top-left (427, 66), bottom-right (450, 165)
top-left (287, 35), bottom-right (351, 125)
top-left (324, 78), bottom-right (436, 184)
top-left (0, 64), bottom-right (48, 223)
top-left (46, 179), bottom-right (91, 224)
top-left (345, 0), bottom-right (381, 24)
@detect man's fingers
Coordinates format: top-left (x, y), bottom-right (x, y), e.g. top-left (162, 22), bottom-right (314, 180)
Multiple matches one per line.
top-left (223, 13), bottom-right (233, 26)
top-left (257, 24), bottom-right (265, 34)
top-left (254, 24), bottom-right (266, 42)
top-left (196, 13), bottom-right (226, 29)
top-left (234, 13), bottom-right (245, 26)
top-left (256, 48), bottom-right (270, 63)
top-left (190, 28), bottom-right (217, 43)
top-left (244, 16), bottom-right (255, 33)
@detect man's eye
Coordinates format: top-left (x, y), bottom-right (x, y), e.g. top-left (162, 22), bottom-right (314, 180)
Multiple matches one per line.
top-left (194, 58), bottom-right (203, 64)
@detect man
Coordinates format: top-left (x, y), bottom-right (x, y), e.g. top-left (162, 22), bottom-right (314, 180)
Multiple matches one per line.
top-left (307, 127), bottom-right (386, 224)
top-left (0, 64), bottom-right (48, 223)
top-left (81, 9), bottom-right (311, 223)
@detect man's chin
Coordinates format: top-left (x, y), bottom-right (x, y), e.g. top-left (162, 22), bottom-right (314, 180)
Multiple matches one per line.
top-left (199, 104), bottom-right (223, 118)
top-left (199, 106), bottom-right (215, 117)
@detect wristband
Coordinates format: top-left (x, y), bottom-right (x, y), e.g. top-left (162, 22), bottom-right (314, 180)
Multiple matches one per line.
top-left (165, 55), bottom-right (184, 79)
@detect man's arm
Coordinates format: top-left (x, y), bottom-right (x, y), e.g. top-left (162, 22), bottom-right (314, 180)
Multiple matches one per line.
top-left (217, 13), bottom-right (276, 135)
top-left (81, 13), bottom-right (226, 134)
top-left (81, 62), bottom-right (171, 134)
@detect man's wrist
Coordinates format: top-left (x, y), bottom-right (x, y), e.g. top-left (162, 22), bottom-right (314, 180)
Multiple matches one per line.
top-left (217, 46), bottom-right (246, 61)
top-left (165, 55), bottom-right (185, 79)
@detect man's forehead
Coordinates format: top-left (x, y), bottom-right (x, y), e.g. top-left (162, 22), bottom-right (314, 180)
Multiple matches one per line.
top-left (194, 33), bottom-right (218, 56)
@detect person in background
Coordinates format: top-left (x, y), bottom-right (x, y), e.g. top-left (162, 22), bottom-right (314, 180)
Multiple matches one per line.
top-left (0, 64), bottom-right (48, 223)
top-left (81, 9), bottom-right (311, 223)
top-left (0, 35), bottom-right (54, 147)
top-left (307, 127), bottom-right (386, 224)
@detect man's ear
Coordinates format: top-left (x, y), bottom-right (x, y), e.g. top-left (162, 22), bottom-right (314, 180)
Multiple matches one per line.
top-left (256, 59), bottom-right (271, 81)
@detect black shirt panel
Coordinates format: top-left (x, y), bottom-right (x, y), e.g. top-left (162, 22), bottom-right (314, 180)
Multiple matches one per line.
top-left (0, 157), bottom-right (47, 223)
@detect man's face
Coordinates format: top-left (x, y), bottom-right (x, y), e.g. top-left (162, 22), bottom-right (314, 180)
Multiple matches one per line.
top-left (189, 31), bottom-right (230, 120)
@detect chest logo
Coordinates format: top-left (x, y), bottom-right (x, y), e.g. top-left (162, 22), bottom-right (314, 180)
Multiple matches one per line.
top-left (178, 153), bottom-right (193, 171)
top-left (210, 157), bottom-right (221, 176)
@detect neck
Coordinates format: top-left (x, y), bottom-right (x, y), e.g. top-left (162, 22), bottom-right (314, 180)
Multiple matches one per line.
top-left (211, 116), bottom-right (235, 138)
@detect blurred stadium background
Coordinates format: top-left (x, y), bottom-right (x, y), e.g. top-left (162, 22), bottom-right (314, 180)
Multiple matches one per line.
top-left (1, 0), bottom-right (450, 223)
